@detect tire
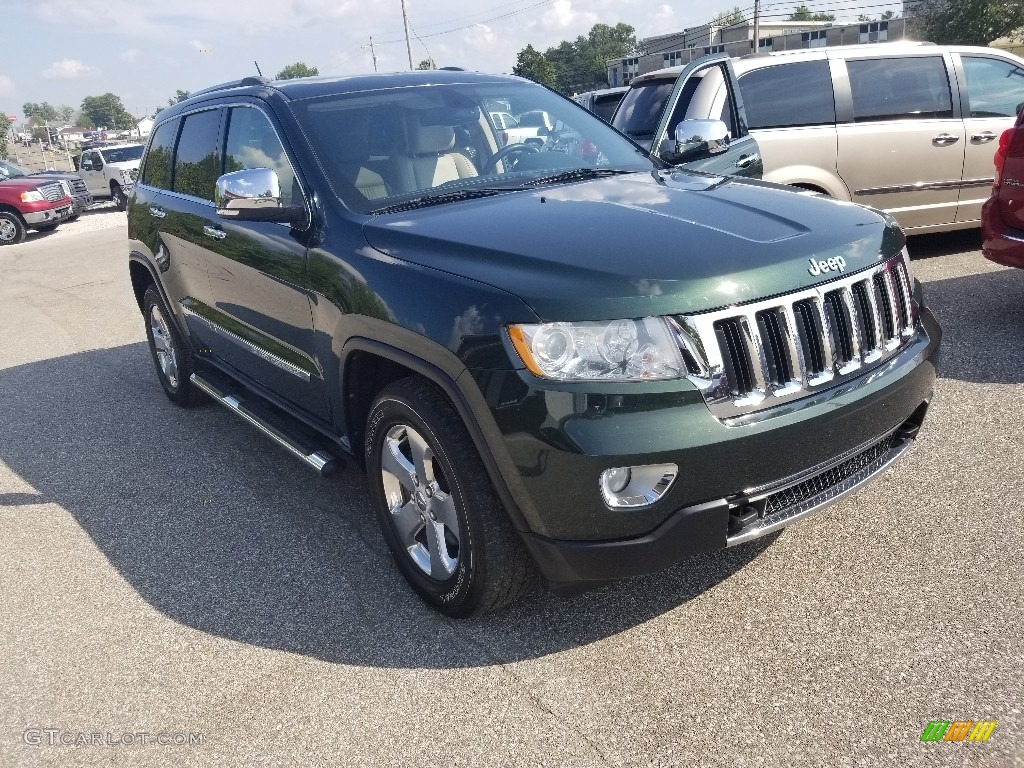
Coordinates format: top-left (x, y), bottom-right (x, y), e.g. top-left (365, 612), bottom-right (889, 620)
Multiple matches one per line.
top-left (0, 211), bottom-right (27, 245)
top-left (111, 182), bottom-right (127, 211)
top-left (142, 286), bottom-right (204, 407)
top-left (365, 376), bottom-right (534, 617)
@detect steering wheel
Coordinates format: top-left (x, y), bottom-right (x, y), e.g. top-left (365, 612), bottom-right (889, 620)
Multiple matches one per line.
top-left (482, 142), bottom-right (541, 174)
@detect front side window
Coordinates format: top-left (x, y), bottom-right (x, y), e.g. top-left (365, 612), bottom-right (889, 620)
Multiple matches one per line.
top-left (962, 56), bottom-right (1024, 118)
top-left (173, 109), bottom-right (222, 201)
top-left (848, 56), bottom-right (953, 122)
top-left (291, 80), bottom-right (653, 214)
top-left (142, 119), bottom-right (178, 190)
top-left (739, 60), bottom-right (836, 129)
top-left (224, 107), bottom-right (297, 205)
top-left (612, 78), bottom-right (677, 141)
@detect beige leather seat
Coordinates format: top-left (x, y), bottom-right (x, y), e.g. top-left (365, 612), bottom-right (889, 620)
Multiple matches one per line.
top-left (404, 124), bottom-right (477, 190)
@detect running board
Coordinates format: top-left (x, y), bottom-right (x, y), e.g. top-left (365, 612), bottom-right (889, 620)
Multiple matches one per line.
top-left (190, 373), bottom-right (340, 476)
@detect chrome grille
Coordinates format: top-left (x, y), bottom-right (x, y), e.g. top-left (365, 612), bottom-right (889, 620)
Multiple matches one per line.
top-left (38, 182), bottom-right (65, 202)
top-left (128, 167), bottom-right (139, 182)
top-left (672, 248), bottom-right (917, 419)
top-left (69, 177), bottom-right (88, 194)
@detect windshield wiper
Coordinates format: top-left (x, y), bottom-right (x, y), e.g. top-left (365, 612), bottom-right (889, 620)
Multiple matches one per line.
top-left (522, 168), bottom-right (636, 188)
top-left (370, 187), bottom-right (516, 215)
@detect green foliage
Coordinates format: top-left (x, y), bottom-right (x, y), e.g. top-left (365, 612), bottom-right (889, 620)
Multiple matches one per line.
top-left (0, 116), bottom-right (10, 160)
top-left (515, 22), bottom-right (639, 93)
top-left (512, 45), bottom-right (558, 88)
top-left (80, 93), bottom-right (136, 130)
top-left (416, 59), bottom-right (436, 70)
top-left (57, 105), bottom-right (75, 124)
top-left (911, 0), bottom-right (1024, 45)
top-left (788, 4), bottom-right (835, 21)
top-left (168, 90), bottom-right (191, 106)
top-left (714, 6), bottom-right (747, 26)
top-left (174, 152), bottom-right (220, 201)
top-left (275, 62), bottom-right (319, 80)
top-left (23, 102), bottom-right (59, 121)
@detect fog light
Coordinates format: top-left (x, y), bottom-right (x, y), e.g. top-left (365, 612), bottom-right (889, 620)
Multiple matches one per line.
top-left (600, 463), bottom-right (678, 509)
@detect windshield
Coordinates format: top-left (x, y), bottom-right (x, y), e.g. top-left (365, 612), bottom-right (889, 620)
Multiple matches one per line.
top-left (0, 160), bottom-right (27, 179)
top-left (290, 81), bottom-right (653, 214)
top-left (101, 145), bottom-right (144, 164)
top-left (611, 78), bottom-right (677, 139)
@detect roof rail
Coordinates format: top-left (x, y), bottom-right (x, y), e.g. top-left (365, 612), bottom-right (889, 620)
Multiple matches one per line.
top-left (189, 76), bottom-right (271, 98)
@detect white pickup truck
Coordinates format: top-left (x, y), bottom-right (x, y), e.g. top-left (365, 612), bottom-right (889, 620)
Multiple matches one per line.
top-left (77, 144), bottom-right (144, 210)
top-left (490, 110), bottom-right (554, 148)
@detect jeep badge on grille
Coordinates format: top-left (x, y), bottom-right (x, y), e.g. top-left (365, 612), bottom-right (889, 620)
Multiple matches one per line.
top-left (808, 256), bottom-right (847, 276)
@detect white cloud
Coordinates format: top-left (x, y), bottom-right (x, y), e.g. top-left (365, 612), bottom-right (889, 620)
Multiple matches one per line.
top-left (41, 59), bottom-right (100, 79)
top-left (0, 75), bottom-right (15, 97)
top-left (119, 49), bottom-right (139, 62)
top-left (190, 39), bottom-right (210, 51)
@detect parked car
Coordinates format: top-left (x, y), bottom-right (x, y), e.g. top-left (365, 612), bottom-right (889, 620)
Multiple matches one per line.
top-left (982, 109), bottom-right (1024, 268)
top-left (78, 143), bottom-right (144, 210)
top-left (0, 176), bottom-right (74, 244)
top-left (0, 159), bottom-right (93, 219)
top-left (613, 43), bottom-right (1024, 234)
top-left (574, 86), bottom-right (628, 122)
top-left (127, 70), bottom-right (940, 617)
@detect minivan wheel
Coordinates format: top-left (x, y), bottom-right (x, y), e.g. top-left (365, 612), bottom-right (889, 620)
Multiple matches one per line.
top-left (142, 286), bottom-right (203, 407)
top-left (365, 377), bottom-right (534, 617)
top-left (0, 211), bottom-right (26, 245)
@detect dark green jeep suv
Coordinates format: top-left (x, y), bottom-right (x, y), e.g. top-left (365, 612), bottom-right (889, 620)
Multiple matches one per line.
top-left (126, 70), bottom-right (940, 616)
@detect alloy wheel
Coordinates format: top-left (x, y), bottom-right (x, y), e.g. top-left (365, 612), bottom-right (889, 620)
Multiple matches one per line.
top-left (149, 303), bottom-right (179, 389)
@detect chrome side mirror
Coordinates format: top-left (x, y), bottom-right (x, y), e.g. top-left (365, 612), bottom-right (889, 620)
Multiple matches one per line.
top-left (215, 168), bottom-right (303, 224)
top-left (659, 119), bottom-right (731, 165)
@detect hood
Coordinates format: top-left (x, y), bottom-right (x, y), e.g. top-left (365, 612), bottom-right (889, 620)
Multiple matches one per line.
top-left (362, 170), bottom-right (903, 321)
top-left (0, 177), bottom-right (61, 193)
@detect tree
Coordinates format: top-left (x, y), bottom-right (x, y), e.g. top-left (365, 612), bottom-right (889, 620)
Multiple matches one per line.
top-left (416, 59), bottom-right (436, 70)
top-left (23, 102), bottom-right (59, 122)
top-left (714, 6), bottom-right (747, 27)
top-left (910, 0), bottom-right (1023, 45)
top-left (512, 45), bottom-right (558, 88)
top-left (788, 4), bottom-right (836, 21)
top-left (80, 93), bottom-right (136, 130)
top-left (882, 10), bottom-right (895, 19)
top-left (168, 89), bottom-right (191, 106)
top-left (275, 62), bottom-right (319, 80)
top-left (0, 116), bottom-right (10, 160)
top-left (538, 22), bottom-right (640, 93)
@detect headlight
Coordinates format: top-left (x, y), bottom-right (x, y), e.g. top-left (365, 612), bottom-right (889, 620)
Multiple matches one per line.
top-left (508, 317), bottom-right (684, 381)
top-left (20, 190), bottom-right (44, 202)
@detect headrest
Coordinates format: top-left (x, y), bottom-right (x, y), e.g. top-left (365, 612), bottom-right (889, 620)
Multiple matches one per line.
top-left (411, 124), bottom-right (455, 155)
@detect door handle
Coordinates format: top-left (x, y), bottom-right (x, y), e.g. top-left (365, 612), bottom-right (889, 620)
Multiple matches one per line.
top-left (734, 153), bottom-right (761, 169)
top-left (148, 206), bottom-right (166, 218)
top-left (203, 225), bottom-right (227, 241)
top-left (971, 131), bottom-right (997, 144)
top-left (932, 133), bottom-right (961, 146)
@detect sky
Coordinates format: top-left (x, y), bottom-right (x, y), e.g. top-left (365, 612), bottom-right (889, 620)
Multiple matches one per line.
top-left (2, 0), bottom-right (904, 123)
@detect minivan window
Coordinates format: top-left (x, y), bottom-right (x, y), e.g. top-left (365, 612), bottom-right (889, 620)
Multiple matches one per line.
top-left (225, 107), bottom-right (298, 205)
top-left (962, 56), bottom-right (1024, 118)
top-left (142, 119), bottom-right (178, 191)
top-left (612, 78), bottom-right (677, 139)
top-left (848, 56), bottom-right (953, 122)
top-left (739, 60), bottom-right (836, 129)
top-left (173, 109), bottom-right (222, 201)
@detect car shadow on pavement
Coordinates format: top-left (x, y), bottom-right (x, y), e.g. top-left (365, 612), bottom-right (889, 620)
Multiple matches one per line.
top-left (906, 229), bottom-right (982, 261)
top-left (0, 342), bottom-right (775, 668)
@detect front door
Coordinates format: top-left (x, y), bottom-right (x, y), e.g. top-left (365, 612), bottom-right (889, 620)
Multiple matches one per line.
top-left (78, 150), bottom-right (106, 196)
top-left (836, 53), bottom-right (965, 231)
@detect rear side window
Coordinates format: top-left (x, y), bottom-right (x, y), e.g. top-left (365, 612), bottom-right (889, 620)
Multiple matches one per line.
top-left (173, 109), bottom-right (222, 201)
top-left (592, 93), bottom-right (624, 122)
top-left (739, 61), bottom-right (836, 129)
top-left (962, 56), bottom-right (1024, 118)
top-left (848, 56), bottom-right (953, 122)
top-left (142, 119), bottom-right (178, 191)
top-left (224, 107), bottom-right (298, 205)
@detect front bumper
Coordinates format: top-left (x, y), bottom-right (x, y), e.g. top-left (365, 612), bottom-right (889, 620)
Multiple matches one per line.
top-left (981, 196), bottom-right (1024, 269)
top-left (23, 203), bottom-right (73, 226)
top-left (471, 307), bottom-right (940, 588)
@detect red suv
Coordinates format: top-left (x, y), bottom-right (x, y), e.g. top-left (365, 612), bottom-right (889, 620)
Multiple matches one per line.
top-left (0, 177), bottom-right (73, 245)
top-left (982, 110), bottom-right (1024, 269)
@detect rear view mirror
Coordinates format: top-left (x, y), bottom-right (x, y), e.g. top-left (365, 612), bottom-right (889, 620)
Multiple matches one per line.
top-left (660, 119), bottom-right (731, 165)
top-left (215, 168), bottom-right (304, 224)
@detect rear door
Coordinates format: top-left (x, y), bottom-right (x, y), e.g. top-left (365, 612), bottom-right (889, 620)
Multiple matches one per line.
top-left (835, 52), bottom-right (965, 230)
top-left (649, 54), bottom-right (762, 178)
top-left (954, 52), bottom-right (1024, 224)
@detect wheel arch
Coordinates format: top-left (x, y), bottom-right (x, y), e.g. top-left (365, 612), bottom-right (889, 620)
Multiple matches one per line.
top-left (0, 204), bottom-right (27, 226)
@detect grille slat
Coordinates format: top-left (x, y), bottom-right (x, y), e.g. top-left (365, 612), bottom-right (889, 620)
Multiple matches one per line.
top-left (38, 182), bottom-right (64, 202)
top-left (678, 250), bottom-right (918, 419)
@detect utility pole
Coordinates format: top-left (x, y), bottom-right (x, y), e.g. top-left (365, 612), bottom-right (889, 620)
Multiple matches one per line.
top-left (400, 0), bottom-right (414, 70)
top-left (753, 0), bottom-right (761, 54)
top-left (369, 35), bottom-right (378, 72)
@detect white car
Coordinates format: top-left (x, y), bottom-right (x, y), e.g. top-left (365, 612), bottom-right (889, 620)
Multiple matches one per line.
top-left (78, 144), bottom-right (144, 210)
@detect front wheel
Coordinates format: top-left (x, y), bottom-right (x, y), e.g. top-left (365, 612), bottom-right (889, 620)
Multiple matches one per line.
top-left (111, 182), bottom-right (127, 211)
top-left (0, 211), bottom-right (27, 245)
top-left (365, 377), bottom-right (534, 617)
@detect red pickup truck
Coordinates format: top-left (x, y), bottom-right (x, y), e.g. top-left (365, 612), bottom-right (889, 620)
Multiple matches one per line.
top-left (0, 176), bottom-right (74, 245)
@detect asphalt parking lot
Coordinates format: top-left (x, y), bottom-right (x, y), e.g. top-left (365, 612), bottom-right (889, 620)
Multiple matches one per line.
top-left (0, 216), bottom-right (1021, 767)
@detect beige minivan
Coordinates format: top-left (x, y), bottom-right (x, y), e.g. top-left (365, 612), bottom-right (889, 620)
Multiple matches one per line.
top-left (612, 43), bottom-right (1024, 234)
